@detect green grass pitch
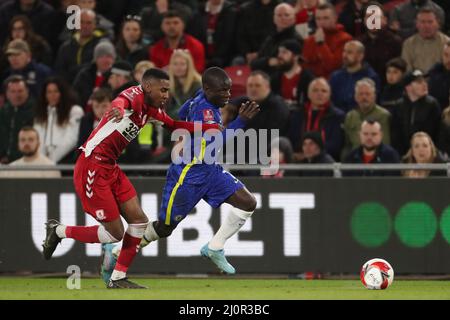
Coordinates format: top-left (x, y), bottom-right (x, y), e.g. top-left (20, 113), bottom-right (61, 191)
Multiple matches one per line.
top-left (1, 277), bottom-right (450, 299)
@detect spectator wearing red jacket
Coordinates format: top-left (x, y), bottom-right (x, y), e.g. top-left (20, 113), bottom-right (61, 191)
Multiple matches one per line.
top-left (302, 2), bottom-right (353, 78)
top-left (149, 10), bottom-right (205, 72)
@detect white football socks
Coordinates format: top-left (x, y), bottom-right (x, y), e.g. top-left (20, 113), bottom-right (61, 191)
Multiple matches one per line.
top-left (55, 225), bottom-right (66, 238)
top-left (208, 207), bottom-right (254, 251)
top-left (142, 221), bottom-right (160, 243)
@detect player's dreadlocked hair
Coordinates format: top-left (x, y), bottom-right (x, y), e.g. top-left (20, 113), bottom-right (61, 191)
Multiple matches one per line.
top-left (142, 68), bottom-right (170, 83)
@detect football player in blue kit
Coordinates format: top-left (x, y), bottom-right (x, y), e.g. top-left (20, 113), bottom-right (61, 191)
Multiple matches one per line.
top-left (101, 67), bottom-right (260, 282)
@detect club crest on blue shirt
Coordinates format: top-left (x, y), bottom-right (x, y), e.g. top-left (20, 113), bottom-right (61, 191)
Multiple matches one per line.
top-left (203, 109), bottom-right (214, 122)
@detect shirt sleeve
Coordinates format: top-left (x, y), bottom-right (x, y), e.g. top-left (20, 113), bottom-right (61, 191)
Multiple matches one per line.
top-left (148, 108), bottom-right (221, 132)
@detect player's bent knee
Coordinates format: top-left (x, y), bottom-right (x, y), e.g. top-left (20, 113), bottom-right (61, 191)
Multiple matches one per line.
top-left (154, 221), bottom-right (175, 238)
top-left (245, 194), bottom-right (257, 212)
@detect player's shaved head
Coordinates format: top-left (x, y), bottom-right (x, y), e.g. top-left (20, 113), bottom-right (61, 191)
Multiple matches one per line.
top-left (202, 67), bottom-right (231, 90)
top-left (202, 67), bottom-right (232, 108)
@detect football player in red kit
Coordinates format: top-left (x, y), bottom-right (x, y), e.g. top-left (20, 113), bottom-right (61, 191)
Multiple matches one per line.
top-left (42, 68), bottom-right (220, 289)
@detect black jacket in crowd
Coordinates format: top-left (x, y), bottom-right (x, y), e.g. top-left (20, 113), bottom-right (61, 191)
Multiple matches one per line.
top-left (298, 152), bottom-right (335, 177)
top-left (54, 33), bottom-right (105, 83)
top-left (230, 92), bottom-right (290, 163)
top-left (359, 29), bottom-right (402, 85)
top-left (380, 83), bottom-right (404, 113)
top-left (338, 0), bottom-right (365, 37)
top-left (72, 62), bottom-right (107, 108)
top-left (250, 26), bottom-right (302, 73)
top-left (241, 92), bottom-right (290, 135)
top-left (235, 0), bottom-right (278, 57)
top-left (344, 143), bottom-right (401, 176)
top-left (116, 43), bottom-right (150, 68)
top-left (189, 1), bottom-right (238, 68)
top-left (427, 62), bottom-right (450, 110)
top-left (391, 94), bottom-right (442, 156)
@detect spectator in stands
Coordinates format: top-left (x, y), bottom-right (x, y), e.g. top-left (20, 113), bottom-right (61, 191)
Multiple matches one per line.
top-left (107, 61), bottom-right (138, 98)
top-left (140, 0), bottom-right (193, 45)
top-left (344, 119), bottom-right (400, 176)
top-left (359, 2), bottom-right (402, 84)
top-left (149, 10), bottom-right (205, 72)
top-left (391, 69), bottom-right (441, 156)
top-left (329, 40), bottom-right (380, 113)
top-left (33, 77), bottom-right (84, 163)
top-left (297, 131), bottom-right (335, 177)
top-left (54, 9), bottom-right (106, 82)
top-left (391, 0), bottom-right (445, 39)
top-left (2, 15), bottom-right (52, 67)
top-left (250, 3), bottom-right (302, 73)
top-left (0, 0), bottom-right (55, 46)
top-left (235, 0), bottom-right (278, 65)
top-left (133, 60), bottom-right (155, 83)
top-left (77, 88), bottom-right (111, 147)
top-left (428, 41), bottom-right (450, 109)
top-left (260, 136), bottom-right (294, 178)
top-left (343, 78), bottom-right (391, 158)
top-left (167, 49), bottom-right (202, 119)
top-left (0, 75), bottom-right (34, 164)
top-left (77, 0), bottom-right (115, 41)
top-left (241, 71), bottom-right (290, 135)
top-left (189, 0), bottom-right (237, 68)
top-left (401, 7), bottom-right (449, 73)
top-left (270, 39), bottom-right (314, 112)
top-left (115, 15), bottom-right (149, 68)
top-left (0, 126), bottom-right (61, 178)
top-left (380, 57), bottom-right (407, 112)
top-left (1, 39), bottom-right (52, 98)
top-left (293, 0), bottom-right (318, 39)
top-left (338, 0), bottom-right (369, 37)
top-left (230, 71), bottom-right (290, 163)
top-left (302, 2), bottom-right (353, 78)
top-left (73, 40), bottom-right (116, 108)
top-left (402, 131), bottom-right (447, 177)
top-left (288, 77), bottom-right (345, 161)
top-left (438, 106), bottom-right (450, 158)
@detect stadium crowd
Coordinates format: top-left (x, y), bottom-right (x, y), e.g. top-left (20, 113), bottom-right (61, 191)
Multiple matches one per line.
top-left (0, 0), bottom-right (450, 178)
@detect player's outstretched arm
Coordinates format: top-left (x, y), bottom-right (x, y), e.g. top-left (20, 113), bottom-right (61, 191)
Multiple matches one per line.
top-left (155, 109), bottom-right (223, 133)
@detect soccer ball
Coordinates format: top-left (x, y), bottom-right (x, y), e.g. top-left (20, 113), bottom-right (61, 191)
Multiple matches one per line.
top-left (360, 258), bottom-right (394, 290)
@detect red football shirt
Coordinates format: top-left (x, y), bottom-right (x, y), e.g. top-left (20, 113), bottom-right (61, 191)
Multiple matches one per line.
top-left (80, 85), bottom-right (218, 160)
